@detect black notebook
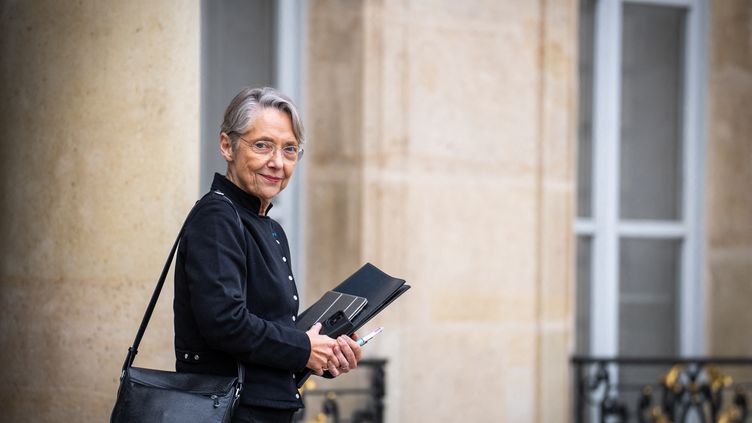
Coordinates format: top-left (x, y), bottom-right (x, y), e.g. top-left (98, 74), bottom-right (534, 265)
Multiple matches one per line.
top-left (329, 263), bottom-right (410, 331)
top-left (294, 262), bottom-right (410, 387)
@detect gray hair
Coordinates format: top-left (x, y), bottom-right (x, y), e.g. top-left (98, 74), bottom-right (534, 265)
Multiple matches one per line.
top-left (221, 87), bottom-right (305, 150)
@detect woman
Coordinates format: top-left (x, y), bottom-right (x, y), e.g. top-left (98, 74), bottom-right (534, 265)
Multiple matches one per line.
top-left (173, 87), bottom-right (362, 423)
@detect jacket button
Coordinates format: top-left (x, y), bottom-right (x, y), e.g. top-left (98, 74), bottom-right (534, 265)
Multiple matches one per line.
top-left (292, 315), bottom-right (296, 321)
top-left (288, 275), bottom-right (293, 281)
top-left (295, 393), bottom-right (300, 399)
top-left (293, 295), bottom-right (298, 301)
top-left (194, 354), bottom-right (199, 360)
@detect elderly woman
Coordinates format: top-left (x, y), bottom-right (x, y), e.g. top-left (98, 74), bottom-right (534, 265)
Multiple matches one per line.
top-left (173, 87), bottom-right (362, 423)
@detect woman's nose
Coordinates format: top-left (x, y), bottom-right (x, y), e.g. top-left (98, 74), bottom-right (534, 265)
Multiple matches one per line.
top-left (267, 149), bottom-right (284, 167)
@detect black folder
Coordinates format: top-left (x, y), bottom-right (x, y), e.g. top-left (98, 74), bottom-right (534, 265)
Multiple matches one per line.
top-left (294, 262), bottom-right (410, 387)
top-left (329, 263), bottom-right (410, 330)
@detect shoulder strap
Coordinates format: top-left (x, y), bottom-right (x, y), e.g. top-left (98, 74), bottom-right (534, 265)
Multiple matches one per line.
top-left (120, 191), bottom-right (245, 386)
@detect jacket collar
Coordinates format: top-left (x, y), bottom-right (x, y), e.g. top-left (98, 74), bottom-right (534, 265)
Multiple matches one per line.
top-left (210, 173), bottom-right (273, 216)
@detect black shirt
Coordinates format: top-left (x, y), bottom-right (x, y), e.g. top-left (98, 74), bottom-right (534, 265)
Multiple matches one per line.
top-left (174, 173), bottom-right (309, 409)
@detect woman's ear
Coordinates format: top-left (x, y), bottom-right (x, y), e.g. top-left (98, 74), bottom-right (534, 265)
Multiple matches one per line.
top-left (219, 132), bottom-right (234, 162)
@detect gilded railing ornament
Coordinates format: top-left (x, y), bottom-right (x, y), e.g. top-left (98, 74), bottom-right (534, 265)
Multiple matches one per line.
top-left (571, 356), bottom-right (751, 423)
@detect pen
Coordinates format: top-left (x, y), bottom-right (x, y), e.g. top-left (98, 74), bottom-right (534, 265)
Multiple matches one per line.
top-left (356, 327), bottom-right (384, 346)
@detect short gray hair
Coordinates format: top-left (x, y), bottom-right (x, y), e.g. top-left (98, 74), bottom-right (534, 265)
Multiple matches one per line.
top-left (221, 87), bottom-right (305, 150)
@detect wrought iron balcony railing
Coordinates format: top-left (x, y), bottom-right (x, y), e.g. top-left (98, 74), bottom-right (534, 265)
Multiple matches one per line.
top-left (294, 359), bottom-right (386, 423)
top-left (571, 356), bottom-right (752, 423)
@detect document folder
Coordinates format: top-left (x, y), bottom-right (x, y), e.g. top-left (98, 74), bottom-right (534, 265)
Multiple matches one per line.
top-left (295, 262), bottom-right (410, 387)
top-left (329, 263), bottom-right (410, 330)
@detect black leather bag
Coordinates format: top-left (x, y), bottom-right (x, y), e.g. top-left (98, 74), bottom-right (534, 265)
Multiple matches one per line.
top-left (110, 366), bottom-right (242, 423)
top-left (111, 194), bottom-right (244, 423)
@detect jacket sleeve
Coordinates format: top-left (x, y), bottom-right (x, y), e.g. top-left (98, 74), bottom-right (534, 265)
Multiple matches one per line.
top-left (182, 198), bottom-right (310, 371)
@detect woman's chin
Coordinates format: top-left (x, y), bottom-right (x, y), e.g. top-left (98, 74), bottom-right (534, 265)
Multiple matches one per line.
top-left (259, 186), bottom-right (283, 201)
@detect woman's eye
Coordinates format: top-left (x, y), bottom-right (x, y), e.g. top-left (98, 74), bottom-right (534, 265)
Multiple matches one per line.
top-left (283, 146), bottom-right (298, 154)
top-left (254, 142), bottom-right (272, 151)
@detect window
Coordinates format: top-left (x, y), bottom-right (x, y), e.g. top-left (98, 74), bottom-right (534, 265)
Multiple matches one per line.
top-left (201, 0), bottom-right (306, 289)
top-left (575, 0), bottom-right (707, 357)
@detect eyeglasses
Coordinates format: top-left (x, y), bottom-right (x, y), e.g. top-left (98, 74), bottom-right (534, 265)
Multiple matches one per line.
top-left (235, 134), bottom-right (304, 162)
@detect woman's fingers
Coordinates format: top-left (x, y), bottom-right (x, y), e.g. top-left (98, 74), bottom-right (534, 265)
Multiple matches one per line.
top-left (327, 360), bottom-right (340, 377)
top-left (332, 344), bottom-right (350, 373)
top-left (340, 335), bottom-right (363, 364)
top-left (305, 327), bottom-right (338, 374)
top-left (306, 322), bottom-right (323, 336)
top-left (305, 325), bottom-right (367, 378)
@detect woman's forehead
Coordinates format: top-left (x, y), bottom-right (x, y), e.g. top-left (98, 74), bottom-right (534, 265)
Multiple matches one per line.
top-left (246, 109), bottom-right (296, 141)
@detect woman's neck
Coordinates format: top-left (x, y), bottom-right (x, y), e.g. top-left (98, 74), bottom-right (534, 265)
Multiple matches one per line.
top-left (224, 170), bottom-right (270, 216)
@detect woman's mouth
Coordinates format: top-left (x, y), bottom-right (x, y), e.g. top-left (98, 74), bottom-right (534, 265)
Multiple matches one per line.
top-left (260, 174), bottom-right (282, 184)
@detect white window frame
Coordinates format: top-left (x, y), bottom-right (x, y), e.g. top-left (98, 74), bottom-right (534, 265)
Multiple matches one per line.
top-left (575, 0), bottom-right (708, 357)
top-left (270, 0), bottom-right (308, 301)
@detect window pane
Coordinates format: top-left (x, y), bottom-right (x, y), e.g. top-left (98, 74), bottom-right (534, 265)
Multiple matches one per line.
top-left (619, 5), bottom-right (685, 220)
top-left (618, 238), bottom-right (680, 356)
top-left (577, 0), bottom-right (595, 219)
top-left (575, 236), bottom-right (592, 355)
top-left (202, 0), bottom-right (277, 191)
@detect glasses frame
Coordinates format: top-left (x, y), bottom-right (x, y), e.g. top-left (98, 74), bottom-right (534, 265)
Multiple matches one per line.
top-left (233, 133), bottom-right (304, 162)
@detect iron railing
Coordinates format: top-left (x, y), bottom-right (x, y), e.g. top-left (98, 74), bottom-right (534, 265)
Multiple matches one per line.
top-left (571, 356), bottom-right (752, 423)
top-left (294, 359), bottom-right (386, 423)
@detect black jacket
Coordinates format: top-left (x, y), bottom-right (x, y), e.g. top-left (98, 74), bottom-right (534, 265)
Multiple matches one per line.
top-left (174, 173), bottom-right (309, 409)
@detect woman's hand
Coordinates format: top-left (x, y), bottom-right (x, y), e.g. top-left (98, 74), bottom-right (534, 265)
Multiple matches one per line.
top-left (325, 333), bottom-right (363, 377)
top-left (305, 323), bottom-right (337, 376)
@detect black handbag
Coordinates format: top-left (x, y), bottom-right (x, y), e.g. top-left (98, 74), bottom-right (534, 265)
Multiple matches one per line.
top-left (111, 194), bottom-right (244, 423)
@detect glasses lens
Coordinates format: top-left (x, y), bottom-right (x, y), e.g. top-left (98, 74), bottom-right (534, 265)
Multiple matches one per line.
top-left (250, 141), bottom-right (273, 155)
top-left (240, 136), bottom-right (302, 161)
top-left (282, 146), bottom-right (300, 159)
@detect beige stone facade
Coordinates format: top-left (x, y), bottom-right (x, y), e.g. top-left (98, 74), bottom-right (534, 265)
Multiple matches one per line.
top-left (706, 0), bottom-right (752, 356)
top-left (305, 0), bottom-right (577, 421)
top-left (0, 0), bottom-right (200, 420)
top-left (0, 0), bottom-right (749, 422)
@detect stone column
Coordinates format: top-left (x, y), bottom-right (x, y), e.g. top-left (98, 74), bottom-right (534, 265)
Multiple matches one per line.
top-left (0, 1), bottom-right (200, 421)
top-left (707, 1), bottom-right (752, 355)
top-left (305, 0), bottom-right (577, 421)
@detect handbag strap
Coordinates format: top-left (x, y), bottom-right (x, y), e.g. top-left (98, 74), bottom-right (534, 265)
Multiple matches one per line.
top-left (120, 191), bottom-right (245, 387)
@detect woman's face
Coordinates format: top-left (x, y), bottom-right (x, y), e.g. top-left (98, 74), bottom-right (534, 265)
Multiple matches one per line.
top-left (220, 108), bottom-right (299, 213)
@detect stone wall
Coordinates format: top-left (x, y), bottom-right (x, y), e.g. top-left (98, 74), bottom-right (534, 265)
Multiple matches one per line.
top-left (5, 0), bottom-right (748, 421)
top-left (707, 1), bottom-right (752, 355)
top-left (0, 1), bottom-right (200, 421)
top-left (305, 0), bottom-right (578, 421)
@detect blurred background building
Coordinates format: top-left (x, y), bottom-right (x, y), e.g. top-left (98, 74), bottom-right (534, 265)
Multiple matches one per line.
top-left (0, 0), bottom-right (750, 421)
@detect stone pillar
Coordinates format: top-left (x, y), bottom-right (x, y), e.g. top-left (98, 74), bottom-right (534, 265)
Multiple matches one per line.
top-left (305, 0), bottom-right (577, 421)
top-left (0, 1), bottom-right (200, 421)
top-left (707, 1), bottom-right (752, 355)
